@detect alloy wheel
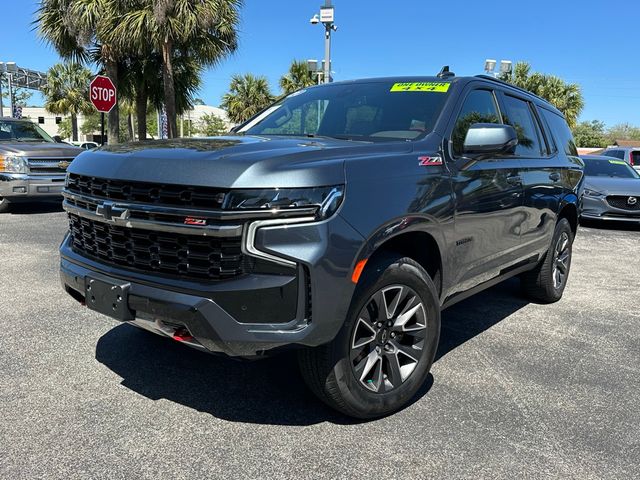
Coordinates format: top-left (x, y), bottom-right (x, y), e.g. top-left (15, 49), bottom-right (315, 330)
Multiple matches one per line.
top-left (350, 285), bottom-right (427, 393)
top-left (552, 232), bottom-right (570, 289)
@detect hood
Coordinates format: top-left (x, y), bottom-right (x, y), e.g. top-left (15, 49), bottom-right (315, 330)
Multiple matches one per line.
top-left (0, 142), bottom-right (84, 157)
top-left (68, 135), bottom-right (413, 188)
top-left (584, 176), bottom-right (640, 196)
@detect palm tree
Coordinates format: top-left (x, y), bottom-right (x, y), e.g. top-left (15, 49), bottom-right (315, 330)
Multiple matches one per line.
top-left (501, 62), bottom-right (584, 129)
top-left (42, 62), bottom-right (93, 141)
top-left (221, 74), bottom-right (274, 124)
top-left (280, 60), bottom-right (316, 95)
top-left (35, 0), bottom-right (123, 144)
top-left (107, 0), bottom-right (241, 138)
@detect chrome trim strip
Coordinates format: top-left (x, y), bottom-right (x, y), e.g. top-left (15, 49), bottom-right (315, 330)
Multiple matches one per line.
top-left (63, 200), bottom-right (243, 237)
top-left (62, 190), bottom-right (318, 221)
top-left (242, 217), bottom-right (317, 267)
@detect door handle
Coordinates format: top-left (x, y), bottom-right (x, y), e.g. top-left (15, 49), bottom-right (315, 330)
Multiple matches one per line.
top-left (506, 175), bottom-right (522, 185)
top-left (549, 172), bottom-right (560, 182)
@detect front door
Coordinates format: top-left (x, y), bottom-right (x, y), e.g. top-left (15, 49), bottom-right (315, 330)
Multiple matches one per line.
top-left (443, 87), bottom-right (525, 294)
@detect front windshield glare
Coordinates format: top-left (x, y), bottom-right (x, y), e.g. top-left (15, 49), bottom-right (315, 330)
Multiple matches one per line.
top-left (0, 121), bottom-right (54, 143)
top-left (584, 159), bottom-right (640, 179)
top-left (242, 81), bottom-right (451, 142)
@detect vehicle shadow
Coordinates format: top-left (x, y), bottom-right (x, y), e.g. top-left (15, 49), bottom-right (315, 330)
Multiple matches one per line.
top-left (7, 201), bottom-right (63, 214)
top-left (580, 219), bottom-right (640, 232)
top-left (95, 278), bottom-right (527, 425)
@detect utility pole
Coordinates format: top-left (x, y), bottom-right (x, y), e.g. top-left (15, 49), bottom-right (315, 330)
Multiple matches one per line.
top-left (310, 1), bottom-right (337, 84)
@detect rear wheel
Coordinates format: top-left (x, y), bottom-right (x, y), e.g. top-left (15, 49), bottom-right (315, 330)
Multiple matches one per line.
top-left (298, 255), bottom-right (440, 419)
top-left (0, 196), bottom-right (10, 214)
top-left (521, 218), bottom-right (573, 303)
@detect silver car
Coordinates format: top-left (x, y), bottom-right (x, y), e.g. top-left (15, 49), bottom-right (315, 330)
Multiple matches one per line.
top-left (580, 155), bottom-right (640, 223)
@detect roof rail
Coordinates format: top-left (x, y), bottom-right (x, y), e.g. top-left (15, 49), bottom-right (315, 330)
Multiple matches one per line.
top-left (474, 74), bottom-right (549, 104)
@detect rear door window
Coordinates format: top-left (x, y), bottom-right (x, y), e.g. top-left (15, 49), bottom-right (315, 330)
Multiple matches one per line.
top-left (451, 89), bottom-right (502, 156)
top-left (540, 109), bottom-right (578, 157)
top-left (501, 95), bottom-right (543, 157)
top-left (631, 151), bottom-right (640, 165)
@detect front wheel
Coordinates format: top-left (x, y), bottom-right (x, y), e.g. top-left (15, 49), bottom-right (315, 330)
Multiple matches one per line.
top-left (520, 218), bottom-right (574, 303)
top-left (298, 255), bottom-right (440, 419)
top-left (0, 196), bottom-right (10, 214)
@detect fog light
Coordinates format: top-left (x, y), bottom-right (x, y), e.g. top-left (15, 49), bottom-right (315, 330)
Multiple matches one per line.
top-left (12, 186), bottom-right (26, 193)
top-left (37, 186), bottom-right (50, 193)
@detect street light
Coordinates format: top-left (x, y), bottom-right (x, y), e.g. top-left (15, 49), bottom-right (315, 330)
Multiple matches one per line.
top-left (484, 59), bottom-right (497, 75)
top-left (484, 58), bottom-right (512, 78)
top-left (310, 1), bottom-right (336, 83)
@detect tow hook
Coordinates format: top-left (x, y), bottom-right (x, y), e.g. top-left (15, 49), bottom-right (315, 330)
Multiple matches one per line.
top-left (172, 327), bottom-right (193, 342)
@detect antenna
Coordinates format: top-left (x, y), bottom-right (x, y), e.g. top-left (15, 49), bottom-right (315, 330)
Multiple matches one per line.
top-left (437, 66), bottom-right (455, 79)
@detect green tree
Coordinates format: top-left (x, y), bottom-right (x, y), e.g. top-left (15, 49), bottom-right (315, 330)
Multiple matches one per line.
top-left (279, 60), bottom-right (316, 95)
top-left (42, 62), bottom-right (94, 141)
top-left (196, 113), bottom-right (227, 136)
top-left (501, 62), bottom-right (584, 129)
top-left (0, 83), bottom-right (33, 108)
top-left (573, 120), bottom-right (608, 148)
top-left (57, 117), bottom-right (72, 139)
top-left (606, 123), bottom-right (640, 143)
top-left (81, 111), bottom-right (101, 136)
top-left (221, 74), bottom-right (274, 124)
top-left (107, 0), bottom-right (241, 139)
top-left (36, 0), bottom-right (123, 144)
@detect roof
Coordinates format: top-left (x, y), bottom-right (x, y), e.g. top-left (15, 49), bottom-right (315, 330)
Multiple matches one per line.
top-left (612, 139), bottom-right (640, 148)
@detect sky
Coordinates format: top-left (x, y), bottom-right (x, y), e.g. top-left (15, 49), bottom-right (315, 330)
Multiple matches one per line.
top-left (2, 0), bottom-right (640, 126)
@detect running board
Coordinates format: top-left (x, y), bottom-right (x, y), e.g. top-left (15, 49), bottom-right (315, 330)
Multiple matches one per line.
top-left (441, 256), bottom-right (539, 310)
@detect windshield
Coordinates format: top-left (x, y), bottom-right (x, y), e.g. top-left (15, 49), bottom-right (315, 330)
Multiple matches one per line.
top-left (242, 81), bottom-right (451, 142)
top-left (583, 158), bottom-right (640, 179)
top-left (0, 120), bottom-right (55, 143)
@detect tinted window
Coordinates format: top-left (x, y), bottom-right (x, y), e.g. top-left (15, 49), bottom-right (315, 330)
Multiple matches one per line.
top-left (541, 109), bottom-right (578, 157)
top-left (615, 150), bottom-right (626, 159)
top-left (502, 95), bottom-right (542, 157)
top-left (452, 89), bottom-right (501, 156)
top-left (632, 151), bottom-right (640, 165)
top-left (0, 120), bottom-right (54, 143)
top-left (583, 158), bottom-right (639, 178)
top-left (243, 81), bottom-right (450, 142)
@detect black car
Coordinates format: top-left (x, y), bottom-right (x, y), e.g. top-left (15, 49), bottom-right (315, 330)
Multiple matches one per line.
top-left (60, 72), bottom-right (583, 418)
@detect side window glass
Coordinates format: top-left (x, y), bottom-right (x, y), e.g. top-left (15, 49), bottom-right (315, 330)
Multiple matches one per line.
top-left (541, 109), bottom-right (578, 157)
top-left (452, 89), bottom-right (501, 156)
top-left (502, 95), bottom-right (542, 157)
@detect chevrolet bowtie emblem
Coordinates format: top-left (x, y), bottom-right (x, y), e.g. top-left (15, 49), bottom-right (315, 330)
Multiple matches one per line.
top-left (95, 201), bottom-right (130, 221)
top-left (58, 160), bottom-right (71, 170)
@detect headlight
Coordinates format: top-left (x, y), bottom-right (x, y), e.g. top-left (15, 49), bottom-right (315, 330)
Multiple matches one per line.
top-left (0, 155), bottom-right (28, 174)
top-left (223, 185), bottom-right (344, 219)
top-left (583, 188), bottom-right (604, 197)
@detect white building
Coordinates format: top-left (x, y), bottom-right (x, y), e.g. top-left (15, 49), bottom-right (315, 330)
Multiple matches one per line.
top-left (12, 104), bottom-right (231, 142)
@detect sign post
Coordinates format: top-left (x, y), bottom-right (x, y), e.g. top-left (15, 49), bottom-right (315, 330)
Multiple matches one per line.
top-left (89, 75), bottom-right (117, 145)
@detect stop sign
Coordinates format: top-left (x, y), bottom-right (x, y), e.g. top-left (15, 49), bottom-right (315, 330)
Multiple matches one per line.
top-left (89, 75), bottom-right (117, 113)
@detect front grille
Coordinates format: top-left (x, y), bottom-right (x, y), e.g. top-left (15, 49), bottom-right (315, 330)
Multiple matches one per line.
top-left (28, 158), bottom-right (72, 175)
top-left (607, 195), bottom-right (640, 211)
top-left (66, 174), bottom-right (227, 209)
top-left (68, 214), bottom-right (245, 280)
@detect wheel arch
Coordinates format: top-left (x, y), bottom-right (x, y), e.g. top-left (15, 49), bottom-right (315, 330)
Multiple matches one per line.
top-left (558, 196), bottom-right (579, 236)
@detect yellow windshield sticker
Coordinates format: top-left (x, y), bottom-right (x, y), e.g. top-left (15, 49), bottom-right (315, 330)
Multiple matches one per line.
top-left (608, 159), bottom-right (627, 165)
top-left (390, 82), bottom-right (450, 93)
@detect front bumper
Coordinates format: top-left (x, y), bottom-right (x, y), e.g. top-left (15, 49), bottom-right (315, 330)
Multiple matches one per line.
top-left (581, 195), bottom-right (640, 222)
top-left (60, 213), bottom-right (364, 357)
top-left (0, 173), bottom-right (66, 200)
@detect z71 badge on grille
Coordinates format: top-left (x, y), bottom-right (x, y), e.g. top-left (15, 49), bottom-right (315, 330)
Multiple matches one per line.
top-left (184, 217), bottom-right (207, 226)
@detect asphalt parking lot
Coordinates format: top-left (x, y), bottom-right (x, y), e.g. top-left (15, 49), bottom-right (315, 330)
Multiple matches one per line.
top-left (1, 202), bottom-right (639, 479)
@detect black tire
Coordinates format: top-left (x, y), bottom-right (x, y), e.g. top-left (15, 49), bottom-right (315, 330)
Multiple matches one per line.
top-left (520, 218), bottom-right (573, 303)
top-left (0, 197), bottom-right (10, 214)
top-left (298, 255), bottom-right (441, 419)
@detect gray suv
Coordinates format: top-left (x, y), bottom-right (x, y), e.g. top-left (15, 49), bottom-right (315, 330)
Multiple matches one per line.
top-left (60, 73), bottom-right (583, 418)
top-left (601, 146), bottom-right (640, 172)
top-left (0, 117), bottom-right (83, 213)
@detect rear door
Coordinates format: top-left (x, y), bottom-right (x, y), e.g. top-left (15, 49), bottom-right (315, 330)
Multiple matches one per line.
top-left (443, 85), bottom-right (525, 293)
top-left (497, 93), bottom-right (563, 258)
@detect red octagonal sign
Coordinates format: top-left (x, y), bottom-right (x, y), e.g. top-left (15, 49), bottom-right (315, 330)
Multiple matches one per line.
top-left (89, 75), bottom-right (117, 113)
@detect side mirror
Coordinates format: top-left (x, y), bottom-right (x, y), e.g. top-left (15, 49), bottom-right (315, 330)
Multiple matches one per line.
top-left (52, 135), bottom-right (64, 143)
top-left (463, 123), bottom-right (518, 156)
